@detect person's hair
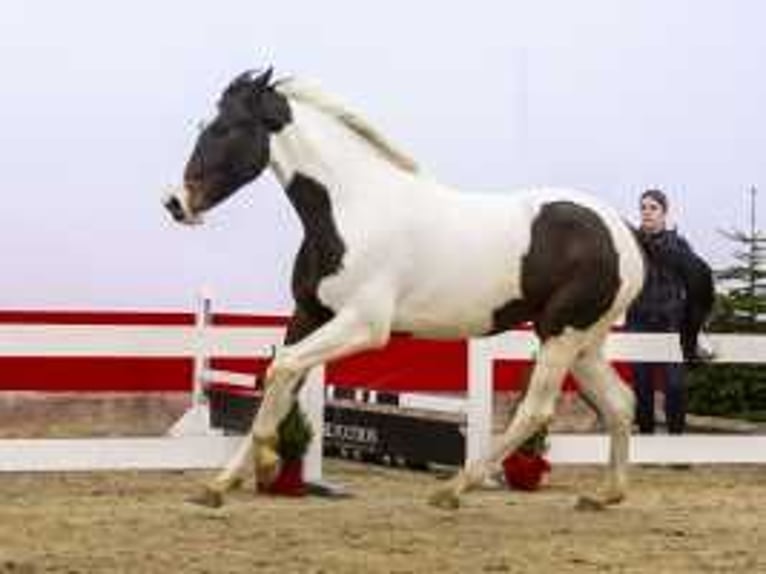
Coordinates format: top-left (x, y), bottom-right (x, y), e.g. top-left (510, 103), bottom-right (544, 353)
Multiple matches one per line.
top-left (641, 188), bottom-right (668, 212)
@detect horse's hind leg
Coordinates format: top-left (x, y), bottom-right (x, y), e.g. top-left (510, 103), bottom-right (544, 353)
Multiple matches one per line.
top-left (429, 333), bottom-right (582, 509)
top-left (570, 346), bottom-right (635, 509)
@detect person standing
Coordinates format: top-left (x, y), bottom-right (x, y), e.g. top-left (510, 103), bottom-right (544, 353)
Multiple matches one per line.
top-left (627, 189), bottom-right (700, 434)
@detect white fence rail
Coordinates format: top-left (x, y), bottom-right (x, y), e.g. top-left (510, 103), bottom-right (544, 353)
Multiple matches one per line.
top-left (0, 319), bottom-right (764, 472)
top-left (0, 324), bottom-right (283, 357)
top-left (0, 437), bottom-right (243, 472)
top-left (0, 322), bottom-right (326, 477)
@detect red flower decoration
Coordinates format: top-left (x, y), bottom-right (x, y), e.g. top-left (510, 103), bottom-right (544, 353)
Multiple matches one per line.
top-left (502, 452), bottom-right (551, 491)
top-left (264, 459), bottom-right (306, 496)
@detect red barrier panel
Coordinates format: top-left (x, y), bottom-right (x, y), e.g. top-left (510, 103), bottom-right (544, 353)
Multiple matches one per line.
top-left (329, 336), bottom-right (467, 391)
top-left (0, 310), bottom-right (194, 325)
top-left (0, 357), bottom-right (193, 392)
top-left (0, 310), bottom-right (193, 392)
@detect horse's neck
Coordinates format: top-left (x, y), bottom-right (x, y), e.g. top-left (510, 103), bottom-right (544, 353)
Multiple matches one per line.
top-left (269, 101), bottom-right (410, 205)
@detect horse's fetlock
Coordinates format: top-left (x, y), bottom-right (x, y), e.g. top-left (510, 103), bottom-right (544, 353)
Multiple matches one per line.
top-left (517, 405), bottom-right (554, 429)
top-left (268, 355), bottom-right (300, 382)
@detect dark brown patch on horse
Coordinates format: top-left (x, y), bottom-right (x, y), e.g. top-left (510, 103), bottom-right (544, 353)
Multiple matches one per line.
top-left (286, 173), bottom-right (346, 317)
top-left (491, 201), bottom-right (621, 339)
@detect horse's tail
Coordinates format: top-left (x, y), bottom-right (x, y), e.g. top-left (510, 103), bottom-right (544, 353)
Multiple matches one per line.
top-left (632, 227), bottom-right (715, 366)
top-left (675, 251), bottom-right (715, 365)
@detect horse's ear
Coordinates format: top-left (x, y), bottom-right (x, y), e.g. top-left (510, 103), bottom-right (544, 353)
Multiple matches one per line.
top-left (252, 67), bottom-right (274, 91)
top-left (224, 68), bottom-right (272, 98)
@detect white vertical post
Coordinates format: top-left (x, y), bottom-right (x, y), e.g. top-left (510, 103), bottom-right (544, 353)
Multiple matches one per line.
top-left (466, 339), bottom-right (494, 464)
top-left (169, 288), bottom-right (215, 437)
top-left (298, 364), bottom-right (325, 481)
top-left (192, 288), bottom-right (212, 407)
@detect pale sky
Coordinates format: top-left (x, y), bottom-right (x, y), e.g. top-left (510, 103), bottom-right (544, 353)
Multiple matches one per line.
top-left (1, 1), bottom-right (764, 313)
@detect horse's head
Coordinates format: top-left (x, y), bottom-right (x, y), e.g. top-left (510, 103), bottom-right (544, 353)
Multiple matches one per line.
top-left (164, 67), bottom-right (292, 224)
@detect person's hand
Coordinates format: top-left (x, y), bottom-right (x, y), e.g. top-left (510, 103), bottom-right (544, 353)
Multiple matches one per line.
top-left (681, 335), bottom-right (715, 368)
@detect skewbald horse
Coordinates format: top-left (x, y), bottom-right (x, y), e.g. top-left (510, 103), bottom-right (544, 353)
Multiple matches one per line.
top-left (164, 68), bottom-right (713, 509)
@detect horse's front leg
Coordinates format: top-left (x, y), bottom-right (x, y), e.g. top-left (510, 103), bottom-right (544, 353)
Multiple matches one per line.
top-left (250, 359), bottom-right (308, 487)
top-left (189, 364), bottom-right (306, 508)
top-left (251, 306), bottom-right (391, 486)
top-left (194, 304), bottom-right (391, 507)
top-left (188, 307), bottom-right (324, 508)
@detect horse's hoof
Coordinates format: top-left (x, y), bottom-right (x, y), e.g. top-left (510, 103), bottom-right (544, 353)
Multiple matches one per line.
top-left (604, 493), bottom-right (626, 506)
top-left (574, 495), bottom-right (606, 512)
top-left (254, 444), bottom-right (280, 488)
top-left (187, 487), bottom-right (224, 509)
top-left (428, 488), bottom-right (461, 510)
top-left (574, 492), bottom-right (624, 511)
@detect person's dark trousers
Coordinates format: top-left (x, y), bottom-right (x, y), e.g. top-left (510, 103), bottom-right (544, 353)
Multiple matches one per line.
top-left (662, 362), bottom-right (687, 434)
top-left (631, 362), bottom-right (686, 434)
top-left (632, 361), bottom-right (655, 434)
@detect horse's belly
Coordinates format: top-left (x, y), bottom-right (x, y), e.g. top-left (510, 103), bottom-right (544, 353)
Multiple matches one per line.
top-left (394, 216), bottom-right (526, 337)
top-left (391, 311), bottom-right (492, 338)
top-left (391, 278), bottom-right (517, 338)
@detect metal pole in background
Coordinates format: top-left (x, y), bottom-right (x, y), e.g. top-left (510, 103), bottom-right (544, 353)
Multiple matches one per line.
top-left (749, 186), bottom-right (757, 323)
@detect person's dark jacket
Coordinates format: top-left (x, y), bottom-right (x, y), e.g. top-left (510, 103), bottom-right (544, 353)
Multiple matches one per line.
top-left (628, 229), bottom-right (692, 330)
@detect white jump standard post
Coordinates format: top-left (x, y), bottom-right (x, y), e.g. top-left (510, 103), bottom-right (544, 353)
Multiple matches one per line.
top-left (169, 289), bottom-right (215, 437)
top-left (465, 339), bottom-right (495, 465)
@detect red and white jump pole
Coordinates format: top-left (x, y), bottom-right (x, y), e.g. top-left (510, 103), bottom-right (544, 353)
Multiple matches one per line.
top-left (0, 298), bottom-right (765, 472)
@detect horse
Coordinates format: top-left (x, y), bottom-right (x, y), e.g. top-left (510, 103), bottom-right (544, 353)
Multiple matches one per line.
top-left (164, 68), bottom-right (713, 509)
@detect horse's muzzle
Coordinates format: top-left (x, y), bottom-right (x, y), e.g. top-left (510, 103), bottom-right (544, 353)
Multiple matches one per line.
top-left (163, 194), bottom-right (186, 222)
top-left (162, 191), bottom-right (202, 225)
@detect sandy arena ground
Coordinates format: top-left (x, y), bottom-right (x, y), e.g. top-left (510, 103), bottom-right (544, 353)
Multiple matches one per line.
top-left (0, 461), bottom-right (764, 574)
top-left (1, 394), bottom-right (763, 573)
